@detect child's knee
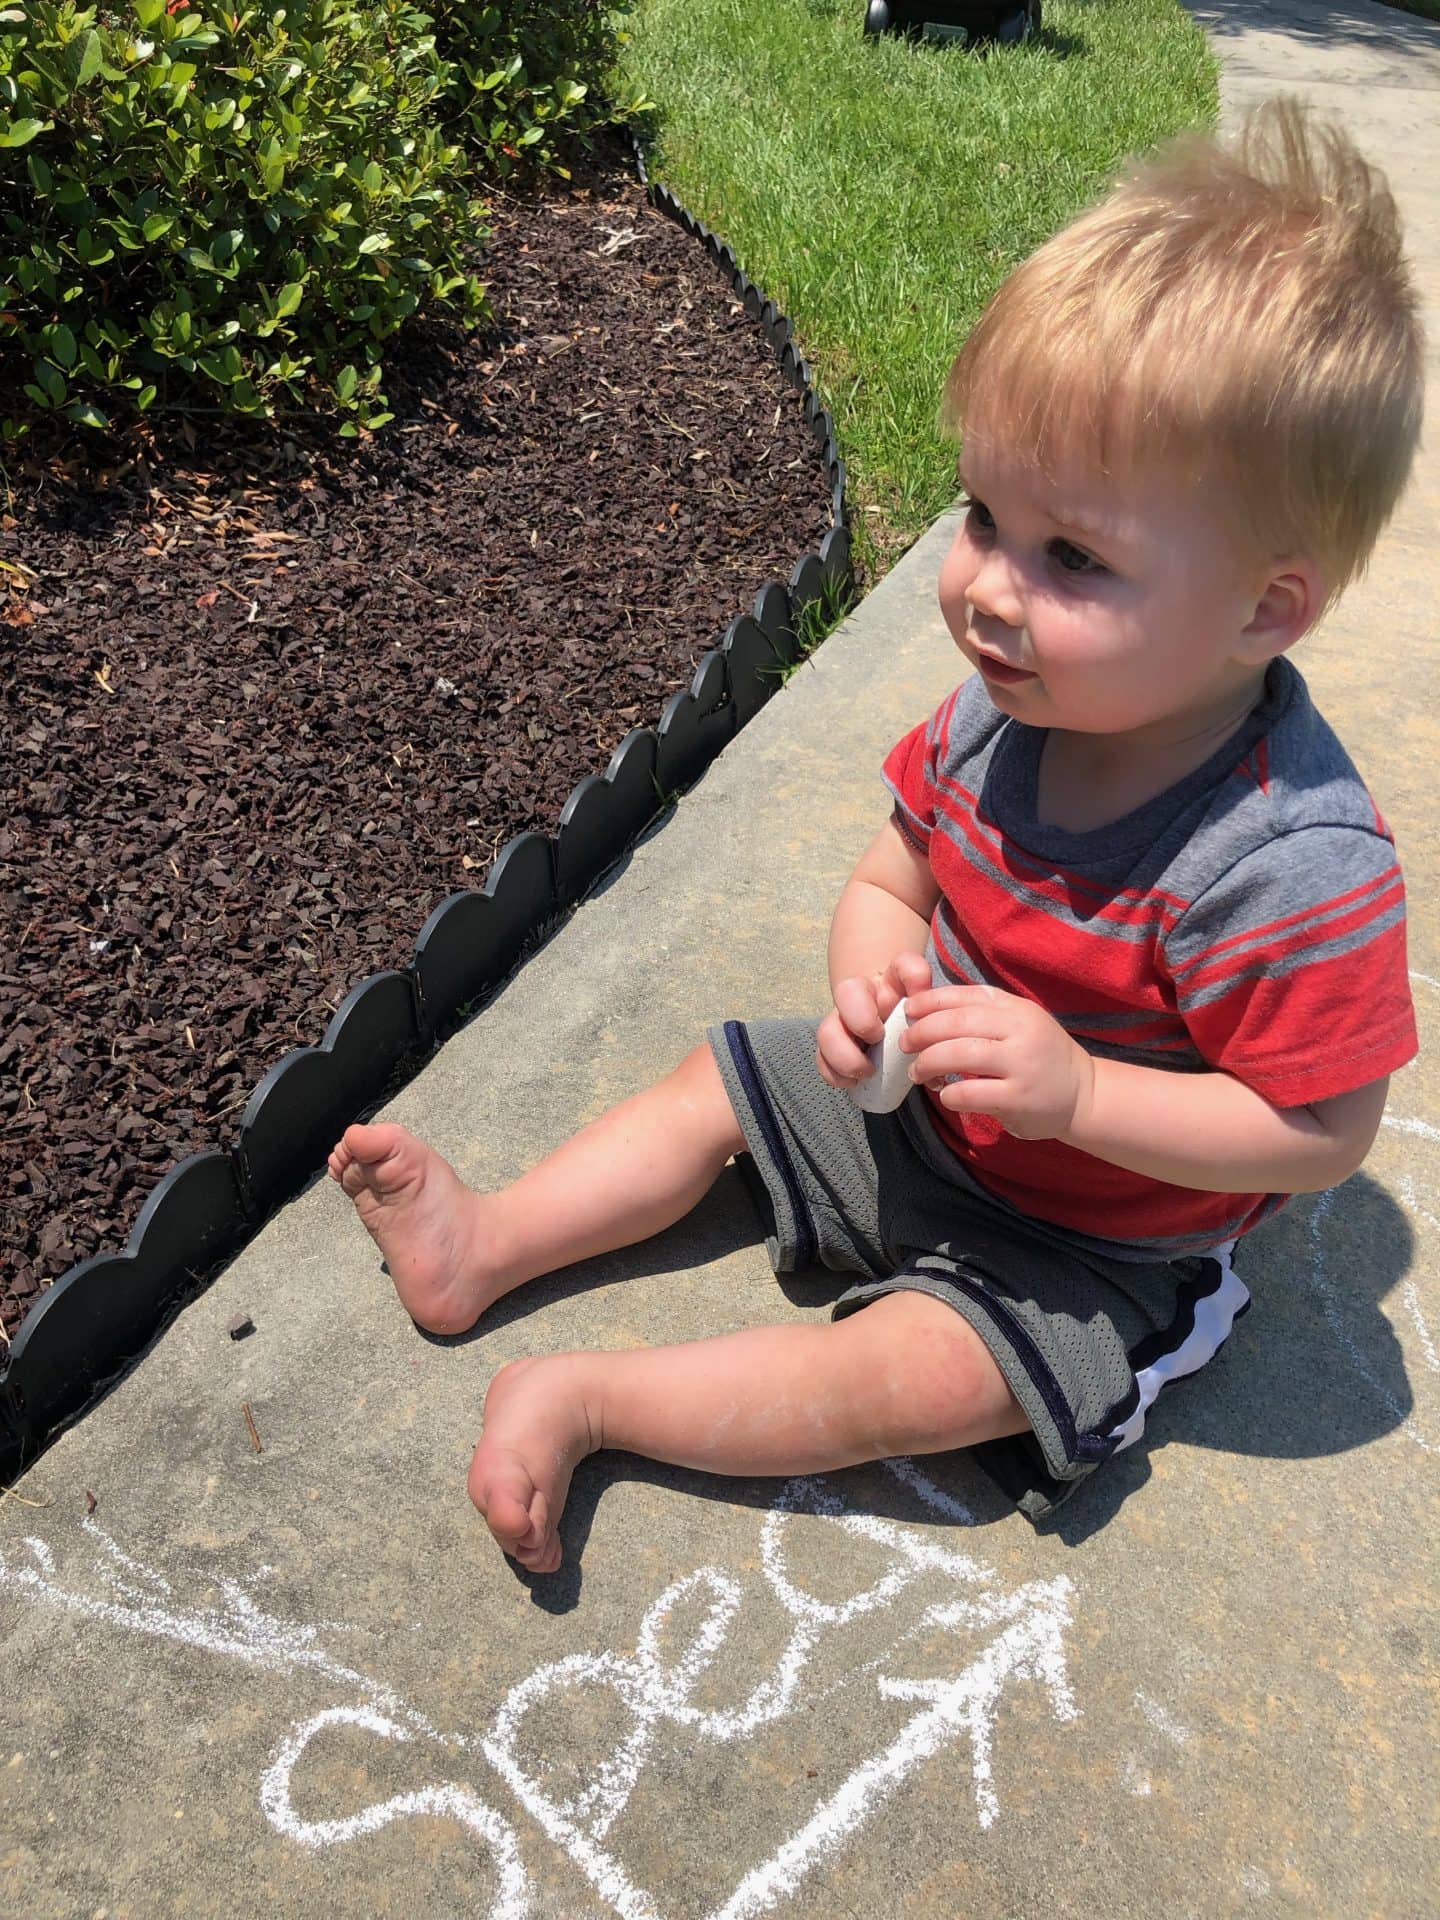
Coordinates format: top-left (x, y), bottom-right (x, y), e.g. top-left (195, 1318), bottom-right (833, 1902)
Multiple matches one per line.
top-left (671, 1041), bottom-right (746, 1155)
top-left (856, 1290), bottom-right (1026, 1451)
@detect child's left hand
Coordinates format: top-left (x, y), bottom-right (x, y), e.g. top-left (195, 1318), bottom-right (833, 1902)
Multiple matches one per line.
top-left (900, 984), bottom-right (1095, 1141)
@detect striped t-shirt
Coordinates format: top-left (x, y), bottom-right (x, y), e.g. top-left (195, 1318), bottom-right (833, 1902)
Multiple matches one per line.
top-left (883, 657), bottom-right (1417, 1259)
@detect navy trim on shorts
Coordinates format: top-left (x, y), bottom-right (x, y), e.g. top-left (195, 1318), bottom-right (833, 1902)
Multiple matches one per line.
top-left (920, 1265), bottom-right (1081, 1467)
top-left (722, 1020), bottom-right (818, 1271)
top-left (1091, 1376), bottom-right (1142, 1455)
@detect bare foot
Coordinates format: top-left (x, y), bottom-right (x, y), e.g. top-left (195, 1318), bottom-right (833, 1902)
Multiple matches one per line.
top-left (468, 1355), bottom-right (599, 1574)
top-left (328, 1122), bottom-right (505, 1335)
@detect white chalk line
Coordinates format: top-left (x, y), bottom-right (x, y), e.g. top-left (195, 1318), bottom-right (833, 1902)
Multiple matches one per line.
top-left (0, 1516), bottom-right (437, 1736)
top-left (1391, 1175), bottom-right (1440, 1376)
top-left (712, 1578), bottom-right (1077, 1920)
top-left (1120, 1754), bottom-right (1153, 1797)
top-left (0, 1519), bottom-right (531, 1913)
top-left (1401, 1278), bottom-right (1439, 1376)
top-left (0, 1468), bottom-right (1080, 1918)
top-left (466, 1471), bottom-right (1046, 1920)
top-left (1134, 1688), bottom-right (1192, 1747)
top-left (881, 1454), bottom-right (981, 1525)
top-left (261, 1707), bottom-right (530, 1920)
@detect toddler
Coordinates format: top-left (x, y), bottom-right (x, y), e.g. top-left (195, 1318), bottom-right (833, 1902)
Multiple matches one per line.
top-left (330, 99), bottom-right (1423, 1572)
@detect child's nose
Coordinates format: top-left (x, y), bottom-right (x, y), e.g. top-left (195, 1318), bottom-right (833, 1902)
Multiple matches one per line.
top-left (965, 547), bottom-right (1025, 630)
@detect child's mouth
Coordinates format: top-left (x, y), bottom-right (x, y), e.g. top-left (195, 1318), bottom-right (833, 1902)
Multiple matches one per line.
top-left (975, 654), bottom-right (1037, 686)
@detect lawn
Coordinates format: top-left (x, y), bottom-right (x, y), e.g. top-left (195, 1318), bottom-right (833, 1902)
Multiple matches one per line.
top-left (617, 0), bottom-right (1218, 571)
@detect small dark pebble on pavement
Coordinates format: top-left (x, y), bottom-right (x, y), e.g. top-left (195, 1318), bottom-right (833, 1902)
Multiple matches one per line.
top-left (228, 1313), bottom-right (255, 1341)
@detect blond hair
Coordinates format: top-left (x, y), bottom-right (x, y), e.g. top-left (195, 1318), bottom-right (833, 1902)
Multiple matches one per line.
top-left (940, 98), bottom-right (1424, 610)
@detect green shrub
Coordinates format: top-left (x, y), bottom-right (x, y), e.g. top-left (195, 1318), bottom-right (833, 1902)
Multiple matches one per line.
top-left (431, 1), bottom-right (652, 182)
top-left (0, 0), bottom-right (490, 438)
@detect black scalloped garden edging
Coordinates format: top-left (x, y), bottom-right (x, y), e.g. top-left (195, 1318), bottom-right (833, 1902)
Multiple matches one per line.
top-left (0, 158), bottom-right (853, 1479)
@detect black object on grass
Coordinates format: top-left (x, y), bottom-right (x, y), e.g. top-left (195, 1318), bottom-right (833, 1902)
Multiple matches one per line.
top-left (862, 0), bottom-right (1039, 46)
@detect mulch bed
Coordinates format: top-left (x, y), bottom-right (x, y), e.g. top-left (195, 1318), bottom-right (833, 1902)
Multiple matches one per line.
top-left (0, 140), bottom-right (836, 1344)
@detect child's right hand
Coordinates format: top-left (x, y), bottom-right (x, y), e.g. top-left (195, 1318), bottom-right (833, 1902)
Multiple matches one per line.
top-left (817, 951), bottom-right (933, 1090)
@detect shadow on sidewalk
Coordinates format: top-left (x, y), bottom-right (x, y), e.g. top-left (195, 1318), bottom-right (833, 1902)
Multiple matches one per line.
top-left (410, 1164), bottom-right (1421, 1606)
top-left (1186, 0), bottom-right (1439, 63)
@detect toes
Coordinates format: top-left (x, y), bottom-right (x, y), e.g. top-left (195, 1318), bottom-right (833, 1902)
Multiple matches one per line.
top-left (485, 1487), bottom-right (536, 1559)
top-left (339, 1162), bottom-right (370, 1202)
top-left (516, 1491), bottom-right (554, 1568)
top-left (526, 1529), bottom-right (563, 1575)
top-left (473, 1460), bottom-right (559, 1571)
top-left (342, 1121), bottom-right (407, 1167)
top-left (513, 1495), bottom-right (560, 1574)
top-left (517, 1539), bottom-right (561, 1575)
top-left (335, 1122), bottom-right (411, 1199)
top-left (513, 1518), bottom-right (562, 1574)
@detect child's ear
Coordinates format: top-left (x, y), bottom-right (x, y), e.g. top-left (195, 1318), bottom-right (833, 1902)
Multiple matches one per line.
top-left (1237, 558), bottom-right (1324, 662)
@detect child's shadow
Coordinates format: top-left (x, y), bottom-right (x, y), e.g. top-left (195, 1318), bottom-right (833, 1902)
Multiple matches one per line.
top-left (415, 1165), bottom-right (1425, 1600)
top-left (1000, 1168), bottom-right (1424, 1548)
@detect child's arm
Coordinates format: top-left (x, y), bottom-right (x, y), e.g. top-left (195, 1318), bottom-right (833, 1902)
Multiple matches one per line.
top-left (1064, 1058), bottom-right (1389, 1193)
top-left (817, 819), bottom-right (941, 1089)
top-left (901, 983), bottom-right (1389, 1193)
top-left (827, 817), bottom-right (939, 987)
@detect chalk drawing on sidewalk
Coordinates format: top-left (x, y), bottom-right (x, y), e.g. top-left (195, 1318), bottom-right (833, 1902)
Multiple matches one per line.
top-left (0, 1460), bottom-right (1078, 1918)
top-left (1134, 1688), bottom-right (1192, 1747)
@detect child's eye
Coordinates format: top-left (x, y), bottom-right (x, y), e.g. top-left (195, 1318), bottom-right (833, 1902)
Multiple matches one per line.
top-left (1050, 539), bottom-right (1106, 577)
top-left (962, 496), bottom-right (995, 535)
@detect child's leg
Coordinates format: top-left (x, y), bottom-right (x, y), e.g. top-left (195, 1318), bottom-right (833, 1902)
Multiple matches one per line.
top-left (328, 1043), bottom-right (746, 1335)
top-left (470, 1291), bottom-right (1028, 1572)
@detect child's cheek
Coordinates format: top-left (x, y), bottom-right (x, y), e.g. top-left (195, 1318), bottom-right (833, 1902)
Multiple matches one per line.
top-left (1045, 604), bottom-right (1127, 670)
top-left (937, 539), bottom-right (973, 629)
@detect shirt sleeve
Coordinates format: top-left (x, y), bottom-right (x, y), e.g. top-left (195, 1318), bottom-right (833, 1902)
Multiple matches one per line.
top-left (1162, 826), bottom-right (1417, 1106)
top-left (882, 687), bottom-right (957, 855)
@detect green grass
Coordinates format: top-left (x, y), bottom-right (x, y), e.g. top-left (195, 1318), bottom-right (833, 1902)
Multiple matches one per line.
top-left (616, 0), bottom-right (1217, 576)
top-left (1381, 0), bottom-right (1440, 21)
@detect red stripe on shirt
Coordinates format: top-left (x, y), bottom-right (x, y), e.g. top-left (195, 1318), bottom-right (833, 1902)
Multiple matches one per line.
top-left (1177, 873), bottom-right (1405, 999)
top-left (1183, 920), bottom-right (1416, 1103)
top-left (1169, 863), bottom-right (1401, 979)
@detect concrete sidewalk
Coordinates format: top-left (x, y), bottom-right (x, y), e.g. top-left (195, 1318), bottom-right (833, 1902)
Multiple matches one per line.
top-left (3, 5), bottom-right (1438, 1916)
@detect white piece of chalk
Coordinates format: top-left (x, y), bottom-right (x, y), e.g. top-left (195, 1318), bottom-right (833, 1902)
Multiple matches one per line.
top-left (848, 997), bottom-right (914, 1114)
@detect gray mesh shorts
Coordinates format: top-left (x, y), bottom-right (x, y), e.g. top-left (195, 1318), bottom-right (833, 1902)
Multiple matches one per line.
top-left (708, 1016), bottom-right (1250, 1520)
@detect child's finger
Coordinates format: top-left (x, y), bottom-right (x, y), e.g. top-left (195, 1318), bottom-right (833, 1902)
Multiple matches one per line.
top-left (900, 1008), bottom-right (1009, 1054)
top-left (833, 974), bottom-right (885, 1044)
top-left (816, 1009), bottom-right (873, 1082)
top-left (816, 1051), bottom-right (858, 1089)
top-left (892, 950), bottom-right (934, 995)
top-left (903, 982), bottom-right (1006, 1021)
top-left (907, 1036), bottom-right (1003, 1084)
top-left (878, 951), bottom-right (932, 1015)
top-left (936, 1074), bottom-right (1010, 1117)
top-left (816, 1028), bottom-right (871, 1085)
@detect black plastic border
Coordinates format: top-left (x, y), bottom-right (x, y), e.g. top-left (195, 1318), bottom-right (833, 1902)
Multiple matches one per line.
top-left (0, 149), bottom-right (853, 1478)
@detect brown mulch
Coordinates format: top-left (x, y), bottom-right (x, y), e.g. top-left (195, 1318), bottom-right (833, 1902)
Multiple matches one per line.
top-left (0, 144), bottom-right (836, 1343)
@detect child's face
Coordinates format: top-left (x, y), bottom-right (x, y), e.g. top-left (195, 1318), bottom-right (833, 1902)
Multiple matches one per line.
top-left (938, 433), bottom-right (1280, 742)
